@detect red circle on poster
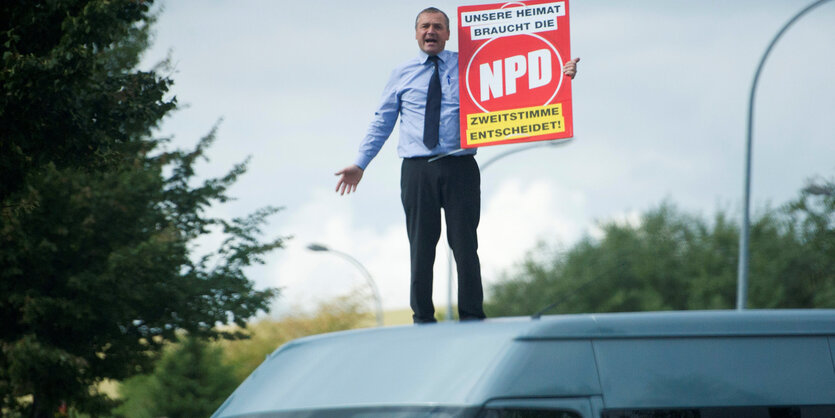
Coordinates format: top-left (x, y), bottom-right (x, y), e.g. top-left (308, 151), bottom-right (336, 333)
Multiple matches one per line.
top-left (465, 33), bottom-right (564, 113)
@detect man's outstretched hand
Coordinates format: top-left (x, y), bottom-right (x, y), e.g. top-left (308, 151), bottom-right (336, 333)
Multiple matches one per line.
top-left (335, 165), bottom-right (364, 195)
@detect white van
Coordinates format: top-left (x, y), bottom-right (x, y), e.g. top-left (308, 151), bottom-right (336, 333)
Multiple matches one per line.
top-left (213, 310), bottom-right (835, 417)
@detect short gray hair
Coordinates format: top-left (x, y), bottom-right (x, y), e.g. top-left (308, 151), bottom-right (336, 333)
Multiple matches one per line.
top-left (415, 7), bottom-right (450, 29)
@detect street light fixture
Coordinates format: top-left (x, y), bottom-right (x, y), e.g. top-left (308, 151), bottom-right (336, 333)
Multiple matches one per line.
top-left (307, 243), bottom-right (384, 327)
top-left (480, 138), bottom-right (574, 171)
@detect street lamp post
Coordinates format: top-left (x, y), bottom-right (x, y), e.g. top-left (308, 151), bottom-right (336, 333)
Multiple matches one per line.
top-left (444, 138), bottom-right (575, 320)
top-left (480, 138), bottom-right (574, 171)
top-left (737, 0), bottom-right (832, 310)
top-left (307, 243), bottom-right (384, 327)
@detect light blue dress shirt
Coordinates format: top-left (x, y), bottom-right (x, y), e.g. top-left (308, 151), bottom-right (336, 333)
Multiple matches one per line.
top-left (354, 49), bottom-right (477, 170)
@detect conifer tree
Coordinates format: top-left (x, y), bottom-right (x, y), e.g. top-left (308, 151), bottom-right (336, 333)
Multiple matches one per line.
top-left (1, 2), bottom-right (282, 415)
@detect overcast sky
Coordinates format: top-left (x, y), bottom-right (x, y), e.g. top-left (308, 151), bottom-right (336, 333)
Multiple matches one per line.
top-left (139, 0), bottom-right (834, 316)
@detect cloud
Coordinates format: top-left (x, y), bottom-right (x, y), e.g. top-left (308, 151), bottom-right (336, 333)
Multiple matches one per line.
top-left (141, 0), bottom-right (835, 320)
top-left (480, 178), bottom-right (588, 282)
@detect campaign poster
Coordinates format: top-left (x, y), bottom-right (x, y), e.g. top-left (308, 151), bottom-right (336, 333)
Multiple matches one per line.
top-left (458, 0), bottom-right (573, 148)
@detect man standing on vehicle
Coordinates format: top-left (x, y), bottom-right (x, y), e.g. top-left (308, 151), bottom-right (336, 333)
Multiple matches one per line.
top-left (335, 7), bottom-right (579, 323)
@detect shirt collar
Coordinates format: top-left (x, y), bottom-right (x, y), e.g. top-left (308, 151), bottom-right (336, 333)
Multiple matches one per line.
top-left (419, 49), bottom-right (451, 65)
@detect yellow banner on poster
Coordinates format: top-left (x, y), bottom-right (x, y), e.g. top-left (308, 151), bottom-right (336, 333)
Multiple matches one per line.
top-left (465, 103), bottom-right (565, 146)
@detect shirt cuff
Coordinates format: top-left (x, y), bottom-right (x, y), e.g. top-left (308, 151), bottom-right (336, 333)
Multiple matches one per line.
top-left (354, 154), bottom-right (372, 171)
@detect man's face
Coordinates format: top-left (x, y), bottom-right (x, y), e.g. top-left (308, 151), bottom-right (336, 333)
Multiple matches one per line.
top-left (415, 12), bottom-right (450, 55)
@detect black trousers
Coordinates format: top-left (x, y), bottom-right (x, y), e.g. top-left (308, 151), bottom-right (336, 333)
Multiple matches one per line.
top-left (400, 155), bottom-right (486, 323)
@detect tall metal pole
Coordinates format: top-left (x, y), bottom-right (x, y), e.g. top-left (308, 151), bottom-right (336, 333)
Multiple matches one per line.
top-left (307, 244), bottom-right (384, 326)
top-left (444, 138), bottom-right (574, 320)
top-left (737, 0), bottom-right (832, 310)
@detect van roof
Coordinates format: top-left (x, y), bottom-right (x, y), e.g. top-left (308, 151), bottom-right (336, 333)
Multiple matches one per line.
top-left (520, 308), bottom-right (835, 339)
top-left (214, 310), bottom-right (835, 417)
top-left (275, 309), bottom-right (835, 344)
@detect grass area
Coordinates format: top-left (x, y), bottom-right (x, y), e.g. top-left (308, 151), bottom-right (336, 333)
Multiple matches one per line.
top-left (363, 307), bottom-right (459, 327)
top-left (383, 307), bottom-right (414, 326)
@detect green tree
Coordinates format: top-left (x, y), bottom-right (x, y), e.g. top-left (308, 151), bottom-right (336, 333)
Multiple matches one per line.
top-left (485, 199), bottom-right (831, 317)
top-left (1, 0), bottom-right (171, 206)
top-left (116, 336), bottom-right (238, 418)
top-left (784, 179), bottom-right (835, 307)
top-left (0, 1), bottom-right (283, 416)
